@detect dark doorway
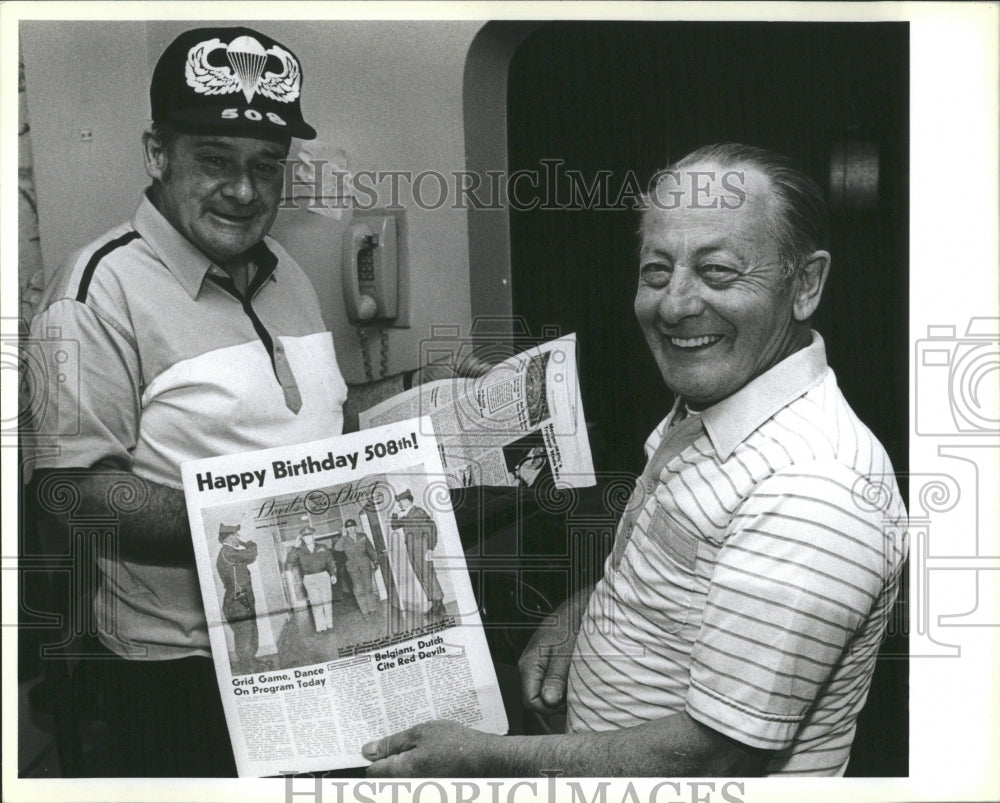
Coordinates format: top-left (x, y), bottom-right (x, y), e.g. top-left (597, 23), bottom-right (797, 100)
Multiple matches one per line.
top-left (506, 21), bottom-right (908, 777)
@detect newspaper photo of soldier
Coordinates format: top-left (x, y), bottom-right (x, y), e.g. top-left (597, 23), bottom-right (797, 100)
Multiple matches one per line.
top-left (200, 500), bottom-right (367, 674)
top-left (386, 486), bottom-right (449, 624)
top-left (179, 419), bottom-right (506, 775)
top-left (502, 431), bottom-right (554, 489)
top-left (216, 522), bottom-right (270, 676)
top-left (333, 517), bottom-right (381, 617)
top-left (284, 517), bottom-right (340, 633)
top-left (522, 351), bottom-right (552, 428)
top-left (199, 472), bottom-right (463, 678)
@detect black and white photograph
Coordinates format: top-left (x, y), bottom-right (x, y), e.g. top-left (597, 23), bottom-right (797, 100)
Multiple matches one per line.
top-left (521, 351), bottom-right (552, 429)
top-left (502, 431), bottom-right (553, 489)
top-left (5, 2), bottom-right (998, 801)
top-left (198, 472), bottom-right (461, 678)
top-left (177, 433), bottom-right (505, 777)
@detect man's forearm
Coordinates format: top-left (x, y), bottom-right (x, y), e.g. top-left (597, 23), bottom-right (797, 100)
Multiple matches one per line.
top-left (476, 713), bottom-right (769, 777)
top-left (365, 712), bottom-right (770, 777)
top-left (30, 467), bottom-right (192, 563)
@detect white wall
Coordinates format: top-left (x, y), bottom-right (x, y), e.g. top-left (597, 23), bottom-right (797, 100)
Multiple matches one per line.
top-left (21, 19), bottom-right (486, 381)
top-left (21, 22), bottom-right (153, 277)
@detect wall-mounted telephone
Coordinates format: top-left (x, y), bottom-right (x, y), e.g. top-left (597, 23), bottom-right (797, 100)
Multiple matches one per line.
top-left (343, 215), bottom-right (399, 323)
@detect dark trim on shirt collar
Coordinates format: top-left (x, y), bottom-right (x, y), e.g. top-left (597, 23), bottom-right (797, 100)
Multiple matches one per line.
top-left (132, 193), bottom-right (279, 300)
top-left (699, 331), bottom-right (830, 461)
top-left (244, 241), bottom-right (279, 295)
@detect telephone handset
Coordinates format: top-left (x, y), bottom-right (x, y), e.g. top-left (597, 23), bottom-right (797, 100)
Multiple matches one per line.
top-left (343, 216), bottom-right (398, 323)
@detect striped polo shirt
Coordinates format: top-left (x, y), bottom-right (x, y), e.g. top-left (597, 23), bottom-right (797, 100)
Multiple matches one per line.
top-left (566, 333), bottom-right (907, 776)
top-left (28, 195), bottom-right (348, 659)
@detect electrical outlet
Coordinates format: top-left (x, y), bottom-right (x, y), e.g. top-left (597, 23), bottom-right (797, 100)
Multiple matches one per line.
top-left (79, 129), bottom-right (93, 143)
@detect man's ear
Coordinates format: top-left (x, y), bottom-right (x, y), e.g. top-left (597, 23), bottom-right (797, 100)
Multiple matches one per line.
top-left (792, 250), bottom-right (831, 322)
top-left (141, 130), bottom-right (168, 182)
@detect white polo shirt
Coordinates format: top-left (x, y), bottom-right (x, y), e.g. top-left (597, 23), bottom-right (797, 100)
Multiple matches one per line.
top-left (566, 333), bottom-right (908, 776)
top-left (29, 195), bottom-right (348, 659)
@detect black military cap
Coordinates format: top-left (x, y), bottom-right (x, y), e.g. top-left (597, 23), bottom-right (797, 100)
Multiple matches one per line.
top-left (151, 26), bottom-right (317, 140)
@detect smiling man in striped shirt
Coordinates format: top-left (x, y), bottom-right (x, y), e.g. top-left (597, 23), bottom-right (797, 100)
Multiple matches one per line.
top-left (364, 144), bottom-right (908, 777)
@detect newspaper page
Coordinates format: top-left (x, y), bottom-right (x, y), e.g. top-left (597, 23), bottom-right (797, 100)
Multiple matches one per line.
top-left (180, 417), bottom-right (508, 777)
top-left (360, 334), bottom-right (595, 489)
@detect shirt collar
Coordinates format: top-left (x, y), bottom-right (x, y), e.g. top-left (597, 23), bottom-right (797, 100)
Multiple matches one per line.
top-left (698, 331), bottom-right (829, 461)
top-left (132, 192), bottom-right (278, 300)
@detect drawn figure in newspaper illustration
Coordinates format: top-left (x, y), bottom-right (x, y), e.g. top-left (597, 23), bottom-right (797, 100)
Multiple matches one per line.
top-left (285, 518), bottom-right (338, 633)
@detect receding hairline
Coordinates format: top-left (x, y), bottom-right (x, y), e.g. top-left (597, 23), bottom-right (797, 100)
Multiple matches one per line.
top-left (643, 144), bottom-right (829, 277)
top-left (641, 160), bottom-right (782, 239)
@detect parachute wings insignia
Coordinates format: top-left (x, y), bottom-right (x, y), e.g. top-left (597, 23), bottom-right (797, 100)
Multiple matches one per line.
top-left (185, 38), bottom-right (240, 97)
top-left (185, 36), bottom-right (301, 103)
top-left (257, 44), bottom-right (301, 103)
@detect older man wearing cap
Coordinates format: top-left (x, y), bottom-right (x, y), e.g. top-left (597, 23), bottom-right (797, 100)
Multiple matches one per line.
top-left (26, 26), bottom-right (468, 776)
top-left (216, 523), bottom-right (264, 675)
top-left (363, 144), bottom-right (907, 777)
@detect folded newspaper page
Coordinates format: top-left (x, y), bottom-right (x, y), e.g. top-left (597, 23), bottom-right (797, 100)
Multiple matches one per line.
top-left (181, 417), bottom-right (508, 776)
top-left (360, 334), bottom-right (595, 489)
